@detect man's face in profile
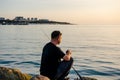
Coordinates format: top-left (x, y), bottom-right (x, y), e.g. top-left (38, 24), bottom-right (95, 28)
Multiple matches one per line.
top-left (57, 35), bottom-right (62, 44)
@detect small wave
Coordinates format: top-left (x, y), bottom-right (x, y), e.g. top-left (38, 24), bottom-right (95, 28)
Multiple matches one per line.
top-left (16, 61), bottom-right (40, 65)
top-left (94, 60), bottom-right (113, 64)
top-left (80, 69), bottom-right (112, 76)
top-left (28, 54), bottom-right (41, 56)
top-left (106, 71), bottom-right (120, 76)
top-left (0, 54), bottom-right (13, 56)
top-left (102, 66), bottom-right (120, 76)
top-left (0, 60), bottom-right (16, 64)
top-left (103, 66), bottom-right (120, 71)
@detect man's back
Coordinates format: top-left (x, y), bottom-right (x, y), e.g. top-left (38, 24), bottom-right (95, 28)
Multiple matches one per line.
top-left (40, 42), bottom-right (65, 79)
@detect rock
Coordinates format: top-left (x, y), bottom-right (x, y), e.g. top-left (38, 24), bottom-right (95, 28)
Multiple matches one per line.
top-left (30, 75), bottom-right (97, 80)
top-left (82, 77), bottom-right (97, 80)
top-left (0, 66), bottom-right (97, 80)
top-left (30, 75), bottom-right (50, 80)
top-left (74, 77), bottom-right (97, 80)
top-left (0, 66), bottom-right (32, 80)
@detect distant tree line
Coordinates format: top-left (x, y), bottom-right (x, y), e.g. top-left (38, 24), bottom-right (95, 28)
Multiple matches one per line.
top-left (0, 18), bottom-right (71, 25)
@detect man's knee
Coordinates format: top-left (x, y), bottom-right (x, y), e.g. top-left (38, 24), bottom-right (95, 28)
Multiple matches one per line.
top-left (69, 57), bottom-right (74, 64)
top-left (70, 57), bottom-right (74, 62)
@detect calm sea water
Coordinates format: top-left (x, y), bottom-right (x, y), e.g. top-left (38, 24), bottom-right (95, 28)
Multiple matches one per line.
top-left (0, 25), bottom-right (120, 80)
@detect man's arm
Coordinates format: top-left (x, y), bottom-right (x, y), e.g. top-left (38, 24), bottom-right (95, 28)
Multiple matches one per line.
top-left (63, 50), bottom-right (72, 61)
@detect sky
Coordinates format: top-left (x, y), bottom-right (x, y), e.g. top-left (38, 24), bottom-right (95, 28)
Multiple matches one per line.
top-left (0, 0), bottom-right (120, 24)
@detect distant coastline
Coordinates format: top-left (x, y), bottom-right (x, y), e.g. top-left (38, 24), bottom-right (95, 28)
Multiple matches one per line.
top-left (0, 16), bottom-right (72, 25)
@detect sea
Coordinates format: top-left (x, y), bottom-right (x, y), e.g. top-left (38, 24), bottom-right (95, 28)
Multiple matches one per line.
top-left (0, 25), bottom-right (120, 80)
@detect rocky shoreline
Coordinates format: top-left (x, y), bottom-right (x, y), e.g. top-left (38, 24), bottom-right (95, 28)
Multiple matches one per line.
top-left (0, 66), bottom-right (97, 80)
top-left (0, 19), bottom-right (72, 25)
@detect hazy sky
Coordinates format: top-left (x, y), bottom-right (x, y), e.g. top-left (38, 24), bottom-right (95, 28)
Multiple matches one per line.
top-left (0, 0), bottom-right (120, 24)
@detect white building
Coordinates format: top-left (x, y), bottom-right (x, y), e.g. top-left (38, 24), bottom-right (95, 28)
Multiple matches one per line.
top-left (14, 16), bottom-right (26, 21)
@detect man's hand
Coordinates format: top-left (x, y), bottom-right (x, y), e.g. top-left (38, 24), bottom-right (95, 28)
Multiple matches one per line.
top-left (66, 49), bottom-right (72, 55)
top-left (63, 49), bottom-right (72, 61)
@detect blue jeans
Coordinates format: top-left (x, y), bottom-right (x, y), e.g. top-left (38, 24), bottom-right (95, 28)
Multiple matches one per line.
top-left (54, 57), bottom-right (74, 80)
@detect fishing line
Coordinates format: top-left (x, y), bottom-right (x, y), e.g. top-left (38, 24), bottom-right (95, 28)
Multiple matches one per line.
top-left (41, 29), bottom-right (83, 80)
top-left (41, 27), bottom-right (50, 40)
top-left (72, 66), bottom-right (83, 80)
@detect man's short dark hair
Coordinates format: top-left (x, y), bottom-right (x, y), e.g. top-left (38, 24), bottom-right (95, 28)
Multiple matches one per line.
top-left (51, 30), bottom-right (62, 39)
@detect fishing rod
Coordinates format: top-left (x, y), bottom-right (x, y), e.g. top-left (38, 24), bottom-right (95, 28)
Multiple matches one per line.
top-left (41, 29), bottom-right (83, 80)
top-left (72, 66), bottom-right (83, 80)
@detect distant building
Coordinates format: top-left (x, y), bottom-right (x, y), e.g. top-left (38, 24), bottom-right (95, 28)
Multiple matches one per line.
top-left (34, 18), bottom-right (37, 21)
top-left (30, 18), bottom-right (37, 21)
top-left (0, 17), bottom-right (5, 20)
top-left (27, 18), bottom-right (30, 21)
top-left (31, 18), bottom-right (34, 21)
top-left (14, 16), bottom-right (26, 21)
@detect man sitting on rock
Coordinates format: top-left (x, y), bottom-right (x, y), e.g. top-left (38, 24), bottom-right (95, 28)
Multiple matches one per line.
top-left (40, 30), bottom-right (73, 80)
